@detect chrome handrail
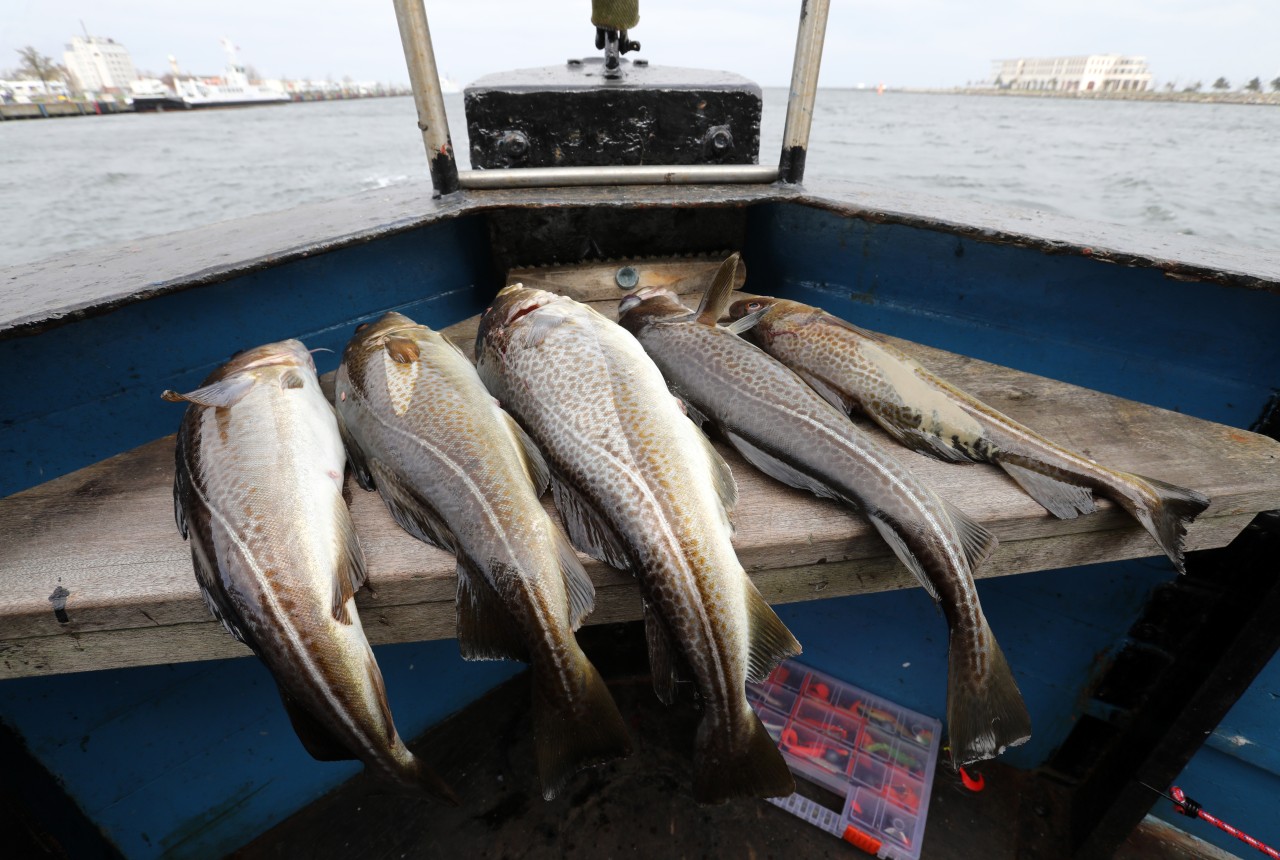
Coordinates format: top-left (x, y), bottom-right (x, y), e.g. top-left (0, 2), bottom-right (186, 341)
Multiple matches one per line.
top-left (391, 0), bottom-right (830, 193)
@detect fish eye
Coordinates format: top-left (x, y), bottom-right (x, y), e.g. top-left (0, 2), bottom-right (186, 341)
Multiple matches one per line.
top-left (355, 322), bottom-right (370, 332)
top-left (747, 301), bottom-right (762, 311)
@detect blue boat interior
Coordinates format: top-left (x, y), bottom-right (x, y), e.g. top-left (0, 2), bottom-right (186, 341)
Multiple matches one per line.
top-left (1, 196), bottom-right (1277, 857)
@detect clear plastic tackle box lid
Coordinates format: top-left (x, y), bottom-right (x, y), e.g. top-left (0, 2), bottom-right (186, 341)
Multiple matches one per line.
top-left (748, 658), bottom-right (943, 860)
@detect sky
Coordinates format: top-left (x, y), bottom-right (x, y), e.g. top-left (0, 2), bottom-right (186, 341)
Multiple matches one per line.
top-left (2, 0), bottom-right (1277, 89)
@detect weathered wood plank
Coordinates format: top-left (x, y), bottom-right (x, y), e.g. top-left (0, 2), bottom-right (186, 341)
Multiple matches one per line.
top-left (0, 513), bottom-right (1254, 679)
top-left (2, 294), bottom-right (1278, 678)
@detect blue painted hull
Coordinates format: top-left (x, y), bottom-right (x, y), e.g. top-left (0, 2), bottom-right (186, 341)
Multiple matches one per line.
top-left (1, 186), bottom-right (1276, 857)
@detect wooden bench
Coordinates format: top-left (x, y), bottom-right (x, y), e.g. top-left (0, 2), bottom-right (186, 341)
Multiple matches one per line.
top-left (3, 264), bottom-right (1278, 679)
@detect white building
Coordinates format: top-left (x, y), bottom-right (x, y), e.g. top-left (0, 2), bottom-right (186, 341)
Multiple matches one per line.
top-left (64, 35), bottom-right (137, 94)
top-left (991, 55), bottom-right (1152, 93)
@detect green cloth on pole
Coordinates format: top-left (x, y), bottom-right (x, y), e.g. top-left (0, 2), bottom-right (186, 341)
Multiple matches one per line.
top-left (592, 0), bottom-right (640, 30)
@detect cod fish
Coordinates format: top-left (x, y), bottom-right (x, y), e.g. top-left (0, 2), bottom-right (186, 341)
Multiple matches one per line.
top-left (727, 296), bottom-right (1211, 574)
top-left (334, 312), bottom-right (630, 800)
top-left (618, 256), bottom-right (1030, 767)
top-left (476, 285), bottom-right (802, 804)
top-left (163, 340), bottom-right (454, 800)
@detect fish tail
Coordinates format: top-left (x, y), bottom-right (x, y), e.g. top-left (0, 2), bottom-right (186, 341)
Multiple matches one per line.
top-left (692, 706), bottom-right (794, 804)
top-left (1119, 472), bottom-right (1211, 575)
top-left (946, 617), bottom-right (1031, 767)
top-left (410, 756), bottom-right (461, 806)
top-left (532, 657), bottom-right (632, 801)
top-left (381, 739), bottom-right (460, 804)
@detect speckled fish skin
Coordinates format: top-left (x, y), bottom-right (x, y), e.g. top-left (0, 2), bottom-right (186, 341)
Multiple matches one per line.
top-left (729, 297), bottom-right (1211, 574)
top-left (475, 286), bottom-right (800, 803)
top-left (165, 340), bottom-right (452, 800)
top-left (334, 312), bottom-right (630, 800)
top-left (619, 287), bottom-right (1030, 767)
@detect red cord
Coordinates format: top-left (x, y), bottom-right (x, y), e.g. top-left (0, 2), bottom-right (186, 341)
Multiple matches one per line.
top-left (1169, 786), bottom-right (1279, 859)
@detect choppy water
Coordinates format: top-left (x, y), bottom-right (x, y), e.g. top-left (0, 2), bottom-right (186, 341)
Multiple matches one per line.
top-left (2, 89), bottom-right (1277, 268)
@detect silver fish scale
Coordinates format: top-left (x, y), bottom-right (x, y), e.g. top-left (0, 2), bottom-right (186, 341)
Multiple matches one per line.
top-left (177, 359), bottom-right (421, 783)
top-left (477, 293), bottom-right (757, 734)
top-left (336, 322), bottom-right (578, 690)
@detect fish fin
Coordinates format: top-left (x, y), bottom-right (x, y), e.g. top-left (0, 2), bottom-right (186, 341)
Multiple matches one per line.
top-left (533, 656), bottom-right (632, 800)
top-left (695, 252), bottom-right (741, 326)
top-left (368, 460), bottom-right (456, 552)
top-left (413, 762), bottom-right (461, 806)
top-left (455, 559), bottom-right (529, 662)
top-left (280, 369), bottom-right (307, 390)
top-left (384, 336), bottom-right (420, 364)
top-left (884, 421), bottom-right (981, 464)
top-left (684, 399), bottom-right (711, 430)
top-left (277, 685), bottom-right (359, 762)
top-left (694, 427), bottom-right (738, 522)
top-left (998, 461), bottom-right (1096, 519)
top-left (724, 307), bottom-right (767, 336)
top-left (500, 408), bottom-right (550, 494)
top-left (724, 430), bottom-right (840, 501)
top-left (550, 476), bottom-right (631, 571)
top-left (940, 501), bottom-right (1000, 571)
top-left (795, 370), bottom-right (857, 415)
top-left (525, 313), bottom-right (566, 348)
top-left (161, 373), bottom-right (255, 408)
top-left (173, 436), bottom-right (191, 539)
top-left (947, 617), bottom-right (1031, 767)
top-left (181, 486), bottom-right (254, 645)
top-left (867, 515), bottom-right (940, 602)
top-left (693, 709), bottom-right (795, 804)
top-left (336, 414), bottom-right (375, 492)
top-left (331, 507), bottom-right (368, 624)
top-left (744, 583), bottom-right (802, 683)
top-left (188, 540), bottom-right (251, 645)
top-left (1124, 473), bottom-right (1211, 575)
top-left (643, 600), bottom-right (683, 705)
top-left (554, 528), bottom-right (595, 630)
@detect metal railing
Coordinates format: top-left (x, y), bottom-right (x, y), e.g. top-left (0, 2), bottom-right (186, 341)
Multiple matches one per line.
top-left (391, 0), bottom-right (830, 194)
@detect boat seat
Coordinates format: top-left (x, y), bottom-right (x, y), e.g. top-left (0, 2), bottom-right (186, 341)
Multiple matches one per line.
top-left (3, 267), bottom-right (1278, 679)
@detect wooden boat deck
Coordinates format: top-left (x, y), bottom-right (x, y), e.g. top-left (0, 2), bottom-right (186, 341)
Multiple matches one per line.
top-left (2, 266), bottom-right (1279, 680)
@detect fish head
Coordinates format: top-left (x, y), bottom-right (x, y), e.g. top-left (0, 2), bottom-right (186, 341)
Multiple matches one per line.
top-left (726, 297), bottom-right (806, 343)
top-left (476, 283), bottom-right (567, 356)
top-left (346, 312), bottom-right (424, 357)
top-left (340, 311), bottom-right (426, 390)
top-left (218, 339), bottom-right (316, 379)
top-left (616, 287), bottom-right (691, 335)
top-left (351, 311), bottom-right (420, 345)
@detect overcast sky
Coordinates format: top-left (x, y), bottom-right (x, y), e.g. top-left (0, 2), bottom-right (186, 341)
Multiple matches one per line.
top-left (3, 1), bottom-right (1277, 89)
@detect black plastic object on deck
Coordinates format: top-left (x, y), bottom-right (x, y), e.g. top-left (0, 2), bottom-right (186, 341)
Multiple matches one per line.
top-left (464, 60), bottom-right (762, 170)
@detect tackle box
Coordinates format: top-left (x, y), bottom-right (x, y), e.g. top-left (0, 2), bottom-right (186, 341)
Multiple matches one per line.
top-left (747, 659), bottom-right (943, 859)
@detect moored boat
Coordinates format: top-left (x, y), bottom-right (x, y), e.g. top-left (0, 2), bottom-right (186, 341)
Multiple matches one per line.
top-left (129, 39), bottom-right (290, 112)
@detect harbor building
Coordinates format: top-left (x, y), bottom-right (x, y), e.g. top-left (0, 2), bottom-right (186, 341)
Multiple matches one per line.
top-left (63, 35), bottom-right (137, 94)
top-left (991, 55), bottom-right (1152, 92)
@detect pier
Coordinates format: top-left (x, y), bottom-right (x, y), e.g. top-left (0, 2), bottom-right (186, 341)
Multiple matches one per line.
top-left (0, 101), bottom-right (131, 121)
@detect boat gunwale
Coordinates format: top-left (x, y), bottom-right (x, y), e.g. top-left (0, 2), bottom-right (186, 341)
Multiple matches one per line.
top-left (3, 179), bottom-right (1279, 340)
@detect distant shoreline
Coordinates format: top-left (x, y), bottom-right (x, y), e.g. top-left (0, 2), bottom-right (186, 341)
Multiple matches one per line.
top-left (894, 87), bottom-right (1280, 106)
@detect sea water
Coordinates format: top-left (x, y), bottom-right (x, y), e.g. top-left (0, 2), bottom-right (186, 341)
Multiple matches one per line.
top-left (2, 89), bottom-right (1277, 268)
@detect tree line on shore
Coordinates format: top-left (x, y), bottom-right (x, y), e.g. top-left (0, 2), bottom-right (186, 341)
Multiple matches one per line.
top-left (1171, 77), bottom-right (1280, 93)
